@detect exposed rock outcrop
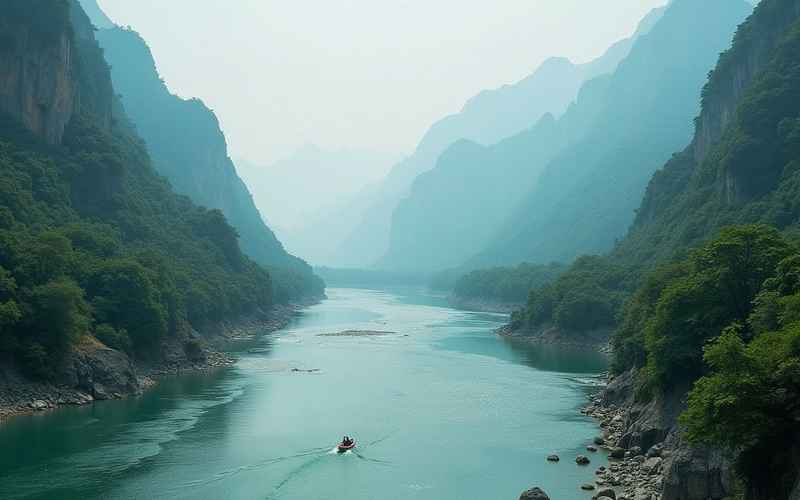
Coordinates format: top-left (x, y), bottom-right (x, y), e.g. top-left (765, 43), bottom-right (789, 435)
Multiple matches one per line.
top-left (586, 370), bottom-right (736, 500)
top-left (694, 0), bottom-right (800, 163)
top-left (59, 341), bottom-right (140, 400)
top-left (519, 487), bottom-right (550, 500)
top-left (0, 4), bottom-right (75, 144)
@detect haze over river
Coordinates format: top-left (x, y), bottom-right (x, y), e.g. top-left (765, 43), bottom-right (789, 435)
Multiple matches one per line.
top-left (0, 288), bottom-right (609, 500)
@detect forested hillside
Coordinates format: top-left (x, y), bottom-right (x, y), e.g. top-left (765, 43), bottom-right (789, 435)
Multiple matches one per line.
top-left (0, 1), bottom-right (277, 380)
top-left (92, 23), bottom-right (322, 302)
top-left (512, 0), bottom-right (800, 495)
top-left (469, 0), bottom-right (752, 269)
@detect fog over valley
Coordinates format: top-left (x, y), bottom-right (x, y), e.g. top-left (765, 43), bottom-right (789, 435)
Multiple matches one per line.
top-left (4, 1), bottom-right (800, 499)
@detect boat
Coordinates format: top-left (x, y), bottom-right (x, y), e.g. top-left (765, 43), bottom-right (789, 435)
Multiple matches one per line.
top-left (337, 439), bottom-right (356, 453)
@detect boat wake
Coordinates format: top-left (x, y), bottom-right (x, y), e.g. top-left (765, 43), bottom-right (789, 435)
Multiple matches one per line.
top-left (263, 435), bottom-right (394, 498)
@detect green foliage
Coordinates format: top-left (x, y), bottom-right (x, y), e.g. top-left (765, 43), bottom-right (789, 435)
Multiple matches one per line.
top-left (85, 259), bottom-right (167, 356)
top-left (94, 324), bottom-right (131, 354)
top-left (0, 7), bottom-right (277, 376)
top-left (95, 26), bottom-right (322, 303)
top-left (642, 226), bottom-right (792, 387)
top-left (681, 245), bottom-right (800, 498)
top-left (445, 263), bottom-right (565, 305)
top-left (518, 256), bottom-right (631, 333)
top-left (25, 278), bottom-right (91, 377)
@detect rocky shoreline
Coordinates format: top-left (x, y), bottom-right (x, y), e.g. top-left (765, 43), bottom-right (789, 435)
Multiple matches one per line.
top-left (497, 324), bottom-right (612, 353)
top-left (0, 300), bottom-right (314, 422)
top-left (581, 395), bottom-right (666, 500)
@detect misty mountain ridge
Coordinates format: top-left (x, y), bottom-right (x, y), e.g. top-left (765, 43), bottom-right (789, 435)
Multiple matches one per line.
top-left (328, 5), bottom-right (666, 268)
top-left (459, 0), bottom-right (753, 270)
top-left (83, 1), bottom-right (323, 300)
top-left (378, 0), bottom-right (750, 273)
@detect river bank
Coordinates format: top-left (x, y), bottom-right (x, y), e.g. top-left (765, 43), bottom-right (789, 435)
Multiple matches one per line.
top-left (0, 301), bottom-right (313, 422)
top-left (447, 296), bottom-right (522, 313)
top-left (0, 288), bottom-right (608, 500)
top-left (582, 394), bottom-right (666, 500)
top-left (497, 323), bottom-right (613, 353)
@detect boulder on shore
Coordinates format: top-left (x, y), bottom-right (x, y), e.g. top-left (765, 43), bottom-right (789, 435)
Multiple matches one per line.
top-left (597, 487), bottom-right (617, 499)
top-left (609, 447), bottom-right (626, 459)
top-left (519, 487), bottom-right (550, 500)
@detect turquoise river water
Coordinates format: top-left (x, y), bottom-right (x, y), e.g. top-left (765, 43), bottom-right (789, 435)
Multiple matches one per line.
top-left (0, 288), bottom-right (609, 500)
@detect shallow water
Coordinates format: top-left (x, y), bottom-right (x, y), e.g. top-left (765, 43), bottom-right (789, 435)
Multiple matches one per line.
top-left (0, 288), bottom-right (609, 500)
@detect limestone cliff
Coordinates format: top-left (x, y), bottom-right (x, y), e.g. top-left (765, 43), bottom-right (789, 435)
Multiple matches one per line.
top-left (92, 26), bottom-right (323, 300)
top-left (0, 1), bottom-right (75, 144)
top-left (694, 0), bottom-right (800, 163)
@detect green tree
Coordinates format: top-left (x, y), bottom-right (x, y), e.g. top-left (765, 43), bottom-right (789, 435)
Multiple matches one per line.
top-left (86, 259), bottom-right (167, 356)
top-left (25, 278), bottom-right (90, 376)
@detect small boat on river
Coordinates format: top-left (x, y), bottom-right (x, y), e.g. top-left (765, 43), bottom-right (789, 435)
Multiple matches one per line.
top-left (337, 436), bottom-right (356, 453)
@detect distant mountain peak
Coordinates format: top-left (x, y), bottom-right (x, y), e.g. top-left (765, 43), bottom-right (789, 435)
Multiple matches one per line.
top-left (77, 0), bottom-right (115, 29)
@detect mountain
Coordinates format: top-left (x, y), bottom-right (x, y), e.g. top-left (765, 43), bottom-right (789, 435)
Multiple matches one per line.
top-left (88, 19), bottom-right (322, 301)
top-left (235, 147), bottom-right (399, 265)
top-left (77, 0), bottom-right (113, 29)
top-left (512, 1), bottom-right (800, 495)
top-left (468, 0), bottom-right (753, 269)
top-left (328, 8), bottom-right (665, 268)
top-left (0, 0), bottom-right (277, 390)
top-left (381, 114), bottom-right (566, 272)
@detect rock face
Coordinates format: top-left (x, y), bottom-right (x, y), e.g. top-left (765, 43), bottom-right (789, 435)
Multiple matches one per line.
top-left (94, 25), bottom-right (322, 300)
top-left (660, 435), bottom-right (733, 500)
top-left (694, 0), bottom-right (800, 164)
top-left (0, 4), bottom-right (76, 144)
top-left (589, 369), bottom-right (736, 500)
top-left (519, 487), bottom-right (550, 500)
top-left (59, 343), bottom-right (141, 400)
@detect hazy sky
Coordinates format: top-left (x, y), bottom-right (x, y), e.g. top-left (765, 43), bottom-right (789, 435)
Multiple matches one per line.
top-left (97, 0), bottom-right (667, 164)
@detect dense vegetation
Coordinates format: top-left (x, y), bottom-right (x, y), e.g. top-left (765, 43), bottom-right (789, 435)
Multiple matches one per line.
top-left (510, 257), bottom-right (633, 332)
top-left (516, 0), bottom-right (800, 342)
top-left (433, 263), bottom-right (565, 306)
top-left (509, 1), bottom-right (800, 494)
top-left (0, 3), bottom-right (279, 378)
top-left (601, 225), bottom-right (800, 498)
top-left (95, 26), bottom-right (323, 302)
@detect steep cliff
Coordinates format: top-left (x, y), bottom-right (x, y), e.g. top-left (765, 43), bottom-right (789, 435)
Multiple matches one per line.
top-left (0, 0), bottom-right (282, 406)
top-left (469, 0), bottom-right (753, 269)
top-left (549, 1), bottom-right (800, 497)
top-left (0, 1), bottom-right (76, 145)
top-left (625, 0), bottom-right (800, 266)
top-left (93, 26), bottom-right (323, 301)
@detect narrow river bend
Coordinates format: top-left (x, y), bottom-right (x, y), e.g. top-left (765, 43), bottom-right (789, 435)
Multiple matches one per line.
top-left (0, 288), bottom-right (609, 500)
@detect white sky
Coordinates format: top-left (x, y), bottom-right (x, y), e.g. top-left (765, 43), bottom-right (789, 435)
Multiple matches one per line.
top-left (97, 0), bottom-right (667, 164)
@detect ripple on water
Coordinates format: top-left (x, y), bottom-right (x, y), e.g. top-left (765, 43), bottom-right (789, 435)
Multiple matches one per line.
top-left (0, 380), bottom-right (247, 500)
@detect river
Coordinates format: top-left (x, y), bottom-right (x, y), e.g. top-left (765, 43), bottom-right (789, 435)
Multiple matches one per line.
top-left (0, 288), bottom-right (609, 500)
